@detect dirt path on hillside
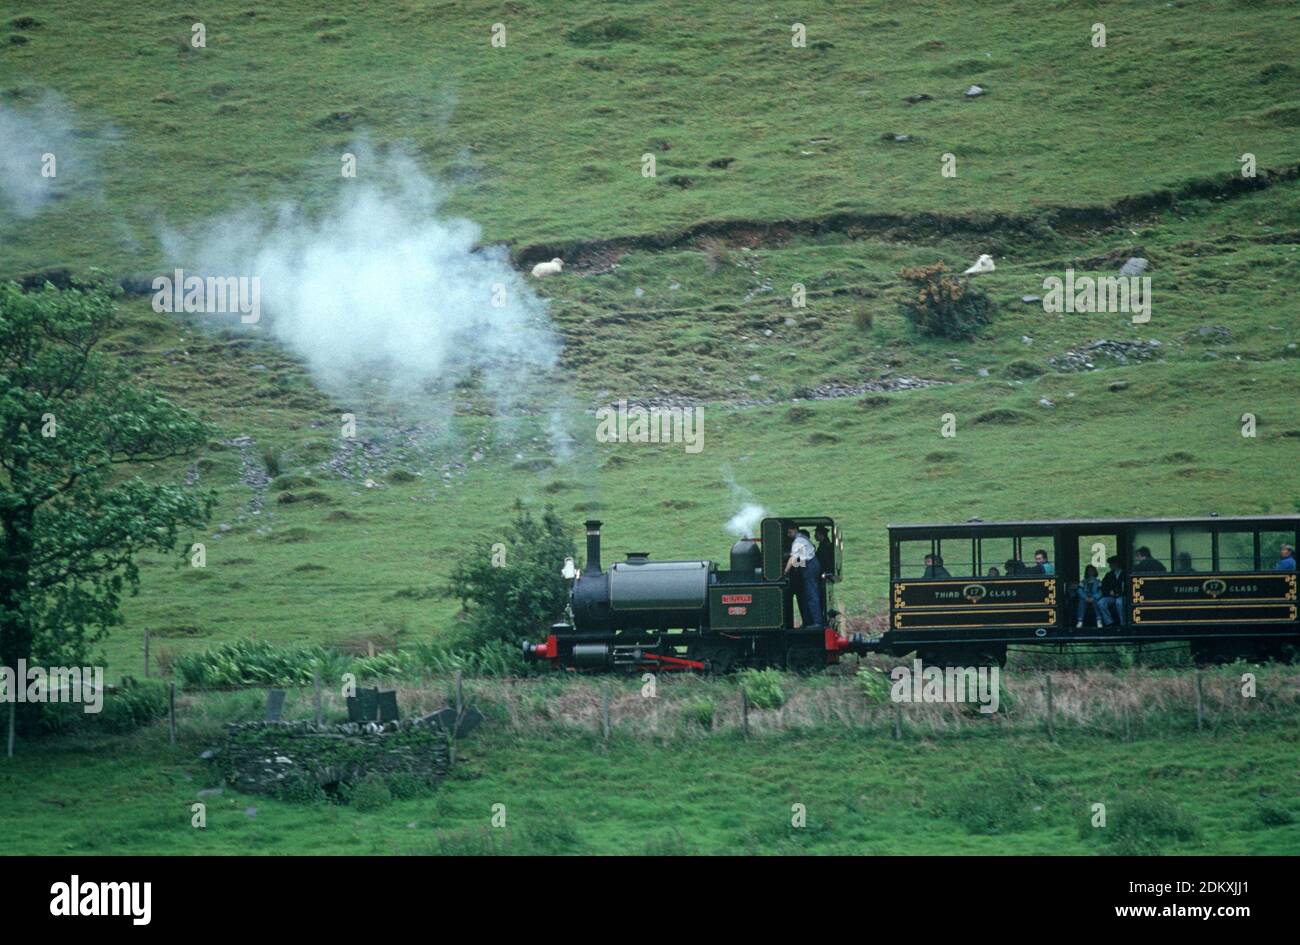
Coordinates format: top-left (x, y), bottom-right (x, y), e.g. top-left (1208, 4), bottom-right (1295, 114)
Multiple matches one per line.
top-left (508, 162), bottom-right (1300, 272)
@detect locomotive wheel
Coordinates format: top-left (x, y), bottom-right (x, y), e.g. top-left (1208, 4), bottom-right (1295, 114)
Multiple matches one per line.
top-left (784, 646), bottom-right (826, 673)
top-left (689, 642), bottom-right (738, 674)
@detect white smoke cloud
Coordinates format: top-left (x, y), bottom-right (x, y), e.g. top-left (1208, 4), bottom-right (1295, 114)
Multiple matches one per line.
top-left (0, 92), bottom-right (99, 219)
top-left (725, 502), bottom-right (768, 539)
top-left (721, 466), bottom-right (768, 537)
top-left (159, 145), bottom-right (558, 411)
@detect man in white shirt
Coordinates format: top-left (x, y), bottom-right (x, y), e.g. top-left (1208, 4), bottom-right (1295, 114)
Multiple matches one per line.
top-left (782, 523), bottom-right (824, 627)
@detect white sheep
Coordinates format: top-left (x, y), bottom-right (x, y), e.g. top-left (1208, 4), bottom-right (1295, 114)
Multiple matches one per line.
top-left (531, 257), bottom-right (564, 278)
top-left (962, 254), bottom-right (995, 275)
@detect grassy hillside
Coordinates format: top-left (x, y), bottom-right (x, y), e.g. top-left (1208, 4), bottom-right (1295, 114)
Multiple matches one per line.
top-left (2, 1), bottom-right (1299, 855)
top-left (3, 0), bottom-right (1299, 272)
top-left (0, 0), bottom-right (1294, 676)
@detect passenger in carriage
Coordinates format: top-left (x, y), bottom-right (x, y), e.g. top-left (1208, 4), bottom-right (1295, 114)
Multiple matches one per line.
top-left (1075, 564), bottom-right (1104, 629)
top-left (1174, 551), bottom-right (1196, 572)
top-left (1132, 546), bottom-right (1167, 573)
top-left (1276, 543), bottom-right (1297, 572)
top-left (922, 554), bottom-right (951, 579)
top-left (1004, 558), bottom-right (1023, 576)
top-left (986, 566), bottom-right (1001, 577)
top-left (1099, 555), bottom-right (1126, 627)
top-left (1024, 549), bottom-right (1054, 575)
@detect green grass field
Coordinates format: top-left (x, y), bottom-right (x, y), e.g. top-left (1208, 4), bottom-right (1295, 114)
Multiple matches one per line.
top-left (5, 662), bottom-right (1300, 855)
top-left (2, 0), bottom-right (1299, 854)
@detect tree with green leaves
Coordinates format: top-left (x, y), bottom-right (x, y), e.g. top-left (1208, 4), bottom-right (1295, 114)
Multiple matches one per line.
top-left (443, 501), bottom-right (575, 648)
top-left (0, 281), bottom-right (213, 683)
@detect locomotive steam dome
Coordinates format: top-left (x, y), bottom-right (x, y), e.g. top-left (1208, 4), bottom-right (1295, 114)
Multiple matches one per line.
top-left (730, 539), bottom-right (762, 575)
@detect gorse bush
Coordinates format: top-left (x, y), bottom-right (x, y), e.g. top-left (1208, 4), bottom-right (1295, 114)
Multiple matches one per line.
top-left (897, 262), bottom-right (994, 340)
top-left (739, 668), bottom-right (786, 709)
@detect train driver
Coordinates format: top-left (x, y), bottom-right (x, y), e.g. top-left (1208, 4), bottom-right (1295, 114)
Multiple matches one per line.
top-left (783, 523), bottom-right (824, 627)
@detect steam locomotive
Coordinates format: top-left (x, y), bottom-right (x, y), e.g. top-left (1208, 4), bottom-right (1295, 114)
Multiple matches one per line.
top-left (523, 514), bottom-right (1299, 671)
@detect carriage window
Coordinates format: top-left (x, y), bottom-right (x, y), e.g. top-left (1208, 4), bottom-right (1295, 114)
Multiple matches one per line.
top-left (1217, 529), bottom-right (1256, 571)
top-left (1021, 536), bottom-right (1054, 575)
top-left (936, 538), bottom-right (974, 578)
top-left (1171, 527), bottom-right (1211, 573)
top-left (1261, 530), bottom-right (1296, 569)
top-left (979, 536), bottom-right (1015, 577)
top-left (897, 540), bottom-right (934, 579)
top-left (1133, 527), bottom-right (1172, 570)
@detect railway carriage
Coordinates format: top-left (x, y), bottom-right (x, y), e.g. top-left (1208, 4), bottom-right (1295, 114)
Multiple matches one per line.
top-left (883, 515), bottom-right (1298, 665)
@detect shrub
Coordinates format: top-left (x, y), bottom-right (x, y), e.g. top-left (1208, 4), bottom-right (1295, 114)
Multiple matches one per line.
top-left (99, 678), bottom-right (170, 734)
top-left (522, 816), bottom-right (581, 853)
top-left (442, 501), bottom-right (576, 648)
top-left (1004, 359), bottom-right (1045, 379)
top-left (349, 774), bottom-right (393, 812)
top-left (261, 445), bottom-right (283, 478)
top-left (276, 771), bottom-right (326, 804)
top-left (410, 638), bottom-right (527, 677)
top-left (172, 639), bottom-right (329, 688)
top-left (350, 651), bottom-right (408, 681)
top-left (939, 764), bottom-right (1048, 835)
top-left (385, 771), bottom-right (434, 801)
top-left (1255, 801), bottom-right (1295, 828)
top-left (739, 668), bottom-right (786, 709)
top-left (683, 699), bottom-right (716, 729)
top-left (856, 665), bottom-right (893, 705)
top-left (897, 262), bottom-right (994, 339)
top-left (1080, 792), bottom-right (1200, 853)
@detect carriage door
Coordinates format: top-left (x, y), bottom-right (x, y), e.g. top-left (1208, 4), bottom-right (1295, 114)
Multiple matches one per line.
top-left (1074, 530), bottom-right (1120, 624)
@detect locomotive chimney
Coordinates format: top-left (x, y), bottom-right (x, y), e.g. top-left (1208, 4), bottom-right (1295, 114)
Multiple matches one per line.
top-left (584, 520), bottom-right (603, 573)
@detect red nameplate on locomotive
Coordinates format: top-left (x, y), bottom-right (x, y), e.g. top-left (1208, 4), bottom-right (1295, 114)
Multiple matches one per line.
top-left (721, 594), bottom-right (753, 604)
top-left (727, 606), bottom-right (748, 616)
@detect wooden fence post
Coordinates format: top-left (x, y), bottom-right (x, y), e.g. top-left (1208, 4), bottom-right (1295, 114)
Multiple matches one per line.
top-left (741, 689), bottom-right (750, 737)
top-left (454, 670), bottom-right (464, 719)
top-left (602, 681), bottom-right (611, 742)
top-left (6, 700), bottom-right (14, 758)
top-left (313, 670), bottom-right (323, 727)
top-left (143, 629), bottom-right (150, 678)
top-left (893, 701), bottom-right (902, 741)
top-left (168, 683), bottom-right (177, 745)
top-left (1195, 670), bottom-right (1204, 731)
top-left (1045, 674), bottom-right (1055, 741)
